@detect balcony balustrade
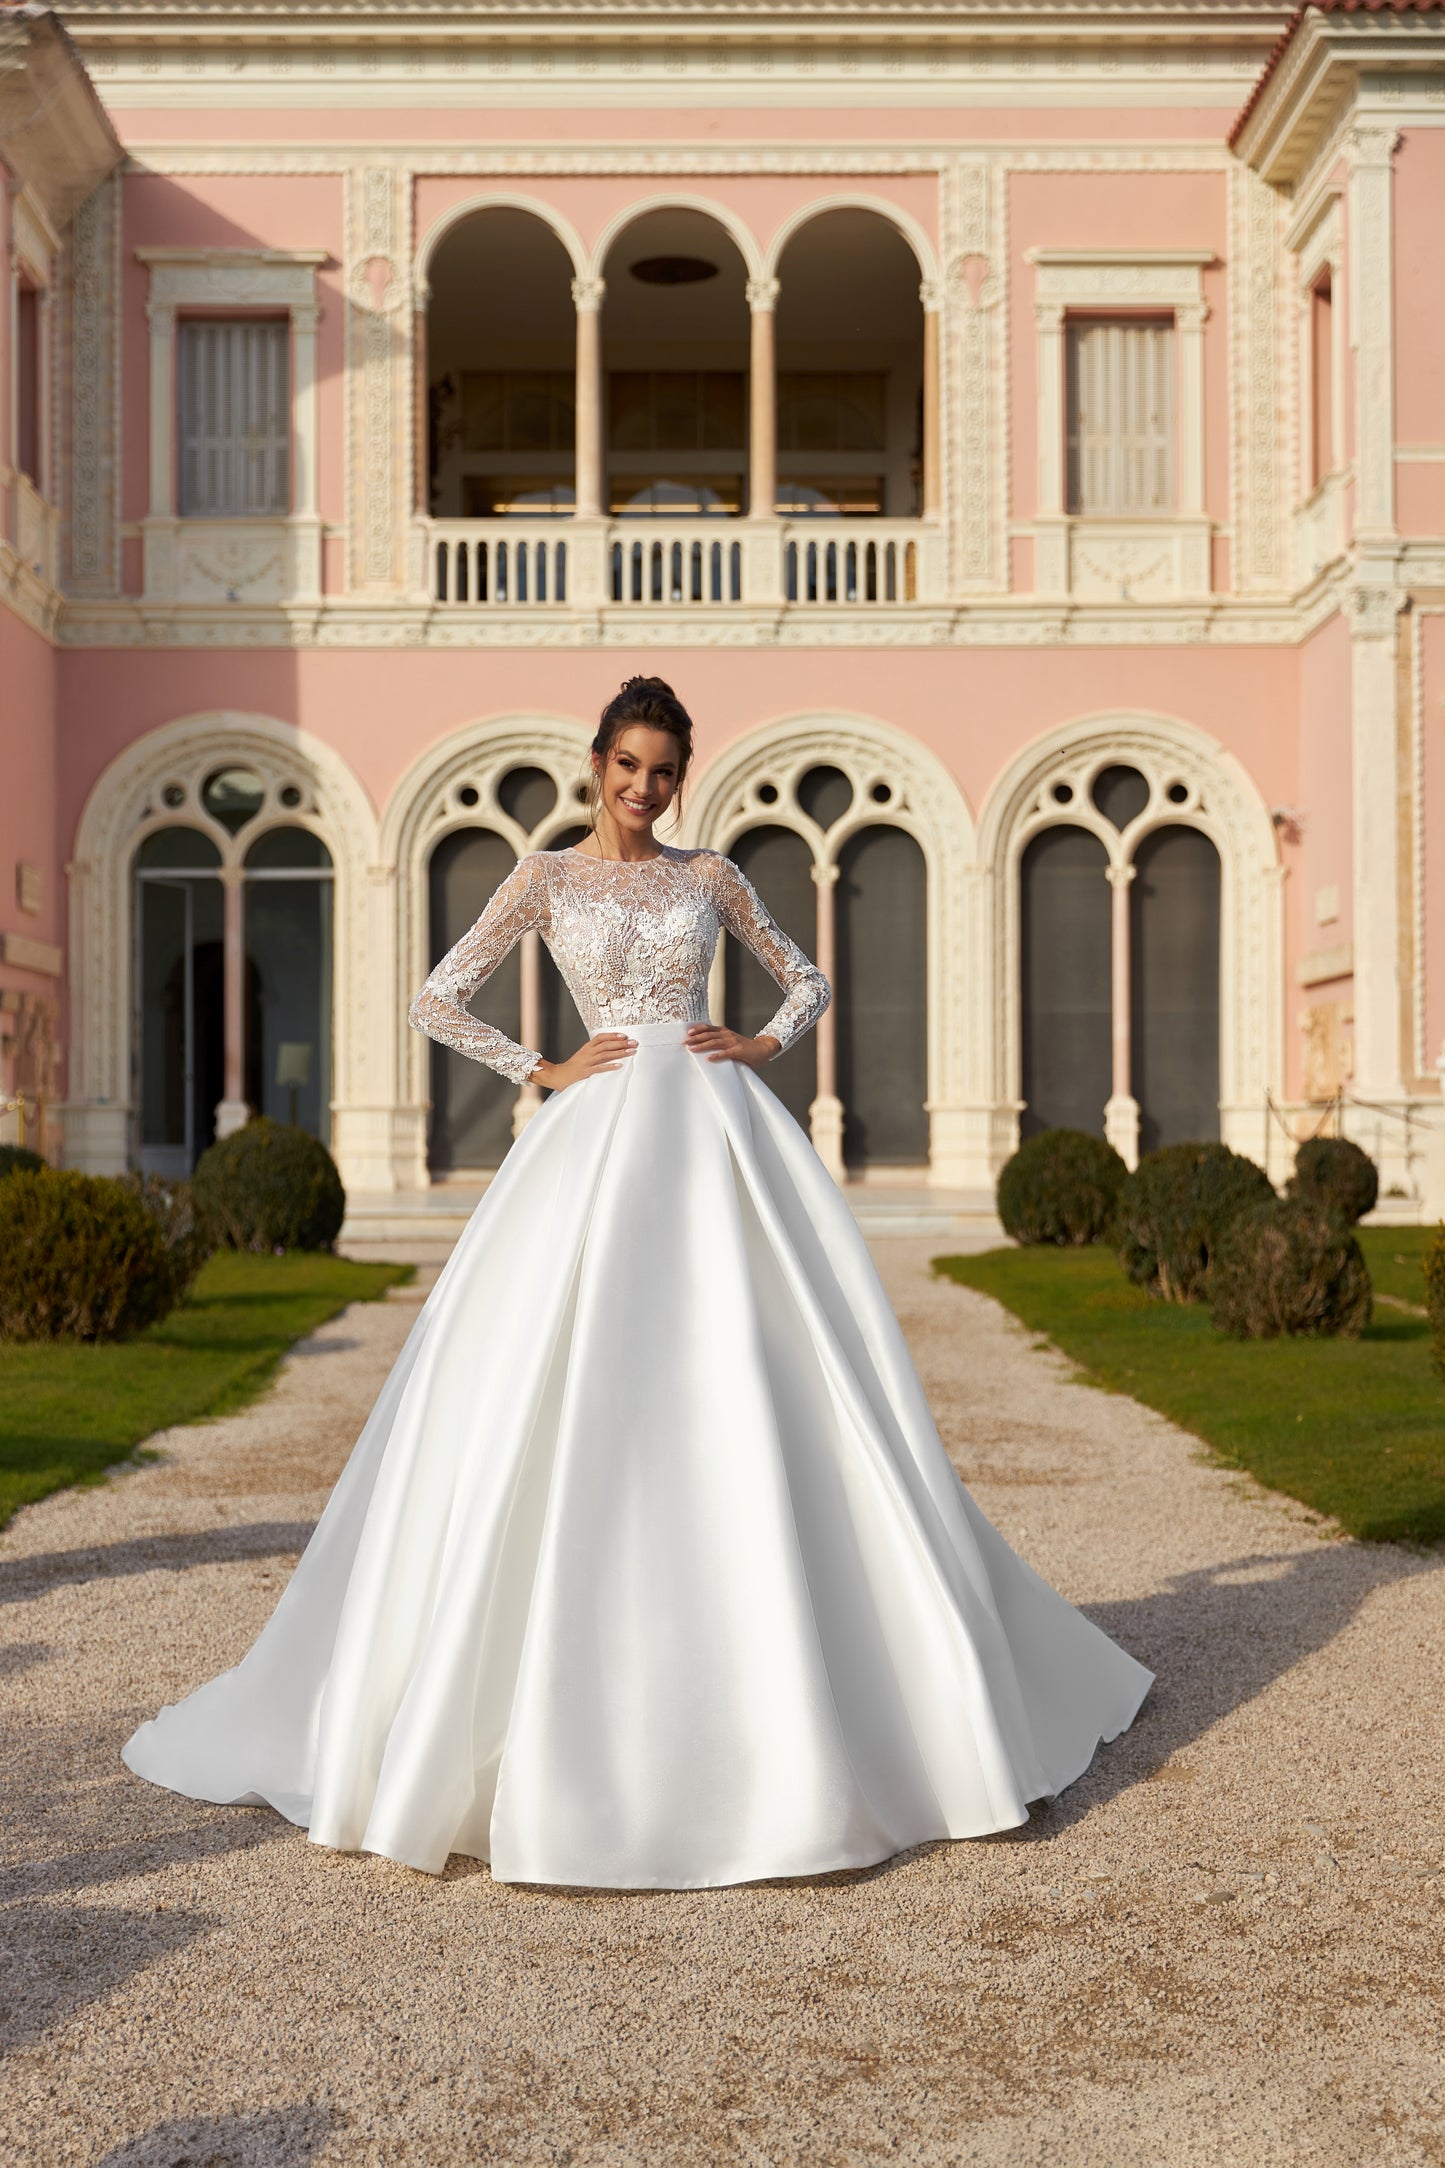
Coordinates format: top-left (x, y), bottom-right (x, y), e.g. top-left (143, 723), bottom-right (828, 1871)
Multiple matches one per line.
top-left (416, 515), bottom-right (940, 613)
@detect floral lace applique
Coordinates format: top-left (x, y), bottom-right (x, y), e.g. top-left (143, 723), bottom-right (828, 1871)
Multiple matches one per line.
top-left (408, 845), bottom-right (830, 1084)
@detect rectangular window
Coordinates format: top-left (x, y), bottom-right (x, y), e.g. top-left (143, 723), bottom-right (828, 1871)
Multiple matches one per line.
top-left (1310, 274), bottom-right (1335, 489)
top-left (15, 283), bottom-right (41, 487)
top-left (178, 319), bottom-right (290, 517)
top-left (1065, 317), bottom-right (1175, 516)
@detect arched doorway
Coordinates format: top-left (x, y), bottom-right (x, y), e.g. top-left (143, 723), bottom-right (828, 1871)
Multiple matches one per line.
top-left (836, 826), bottom-right (928, 1167)
top-left (1019, 826), bottom-right (1111, 1139)
top-left (998, 744), bottom-right (1237, 1164)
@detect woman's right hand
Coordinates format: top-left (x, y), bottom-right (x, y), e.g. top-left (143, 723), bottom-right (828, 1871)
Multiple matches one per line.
top-left (533, 1033), bottom-right (637, 1092)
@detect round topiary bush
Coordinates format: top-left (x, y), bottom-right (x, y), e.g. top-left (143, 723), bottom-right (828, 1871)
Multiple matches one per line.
top-left (0, 1143), bottom-right (45, 1179)
top-left (1425, 1224), bottom-right (1445, 1387)
top-left (1117, 1141), bottom-right (1276, 1304)
top-left (117, 1171), bottom-right (213, 1301)
top-left (996, 1127), bottom-right (1127, 1247)
top-left (0, 1168), bottom-right (179, 1341)
top-left (1210, 1199), bottom-right (1372, 1340)
top-left (193, 1116), bottom-right (346, 1253)
top-left (1287, 1135), bottom-right (1379, 1225)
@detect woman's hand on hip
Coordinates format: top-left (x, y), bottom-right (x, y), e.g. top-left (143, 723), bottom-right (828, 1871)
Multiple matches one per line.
top-left (533, 1034), bottom-right (637, 1091)
top-left (684, 1024), bottom-right (781, 1070)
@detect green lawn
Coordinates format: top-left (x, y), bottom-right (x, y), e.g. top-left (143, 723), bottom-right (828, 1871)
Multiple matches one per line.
top-left (933, 1234), bottom-right (1443, 1546)
top-left (0, 1251), bottom-right (412, 1529)
top-left (1359, 1225), bottom-right (1438, 1309)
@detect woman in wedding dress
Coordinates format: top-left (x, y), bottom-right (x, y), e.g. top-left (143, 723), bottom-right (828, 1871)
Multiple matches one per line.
top-left (123, 676), bottom-right (1151, 1890)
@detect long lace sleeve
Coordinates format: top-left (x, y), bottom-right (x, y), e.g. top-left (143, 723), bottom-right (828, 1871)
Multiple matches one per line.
top-left (408, 854), bottom-right (549, 1085)
top-left (704, 852), bottom-right (831, 1056)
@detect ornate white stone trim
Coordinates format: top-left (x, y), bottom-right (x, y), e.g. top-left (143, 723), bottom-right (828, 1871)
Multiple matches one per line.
top-left (347, 165), bottom-right (410, 590)
top-left (65, 172), bottom-right (120, 596)
top-left (976, 710), bottom-right (1284, 1174)
top-left (681, 710), bottom-right (977, 1184)
top-left (378, 713), bottom-right (594, 1187)
top-left (126, 144), bottom-right (1236, 180)
top-left (1229, 161), bottom-right (1287, 595)
top-left (64, 711), bottom-right (379, 1182)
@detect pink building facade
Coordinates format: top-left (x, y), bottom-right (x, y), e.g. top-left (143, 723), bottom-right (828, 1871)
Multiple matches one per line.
top-left (2, 0), bottom-right (1443, 1207)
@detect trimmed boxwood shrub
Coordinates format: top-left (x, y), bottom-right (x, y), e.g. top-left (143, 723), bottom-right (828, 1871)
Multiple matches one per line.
top-left (0, 1144), bottom-right (45, 1179)
top-left (0, 1169), bottom-right (178, 1341)
top-left (118, 1171), bottom-right (212, 1301)
top-left (1210, 1199), bottom-right (1372, 1340)
top-left (1426, 1225), bottom-right (1445, 1387)
top-left (193, 1116), bottom-right (346, 1254)
top-left (1288, 1135), bottom-right (1379, 1225)
top-left (1117, 1141), bottom-right (1276, 1304)
top-left (996, 1128), bottom-right (1127, 1247)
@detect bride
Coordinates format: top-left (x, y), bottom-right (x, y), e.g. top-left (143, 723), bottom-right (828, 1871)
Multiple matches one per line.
top-left (123, 675), bottom-right (1151, 1890)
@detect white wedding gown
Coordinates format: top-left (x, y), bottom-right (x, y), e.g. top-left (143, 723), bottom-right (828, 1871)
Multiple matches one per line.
top-left (123, 844), bottom-right (1151, 1888)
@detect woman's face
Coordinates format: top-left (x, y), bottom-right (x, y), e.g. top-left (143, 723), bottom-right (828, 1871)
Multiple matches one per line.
top-left (594, 725), bottom-right (683, 840)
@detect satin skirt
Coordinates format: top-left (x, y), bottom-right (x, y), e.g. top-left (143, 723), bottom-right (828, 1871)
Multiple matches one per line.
top-left (123, 1021), bottom-right (1152, 1888)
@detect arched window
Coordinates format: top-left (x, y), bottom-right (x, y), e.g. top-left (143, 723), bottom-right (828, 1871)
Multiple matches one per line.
top-left (135, 827), bottom-right (224, 1175)
top-left (243, 828), bottom-right (335, 1141)
top-left (1019, 826), bottom-right (1111, 1140)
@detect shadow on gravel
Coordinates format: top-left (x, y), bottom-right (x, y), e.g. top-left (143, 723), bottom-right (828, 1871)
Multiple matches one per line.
top-left (95, 2104), bottom-right (336, 2167)
top-left (0, 1810), bottom-right (288, 1906)
top-left (1002, 1541), bottom-right (1445, 1841)
top-left (0, 1898), bottom-right (219, 2056)
top-left (0, 1523), bottom-right (316, 1608)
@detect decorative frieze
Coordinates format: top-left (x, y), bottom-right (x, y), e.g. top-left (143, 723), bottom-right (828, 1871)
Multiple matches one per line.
top-left (347, 164), bottom-right (410, 591)
top-left (1228, 162), bottom-right (1287, 594)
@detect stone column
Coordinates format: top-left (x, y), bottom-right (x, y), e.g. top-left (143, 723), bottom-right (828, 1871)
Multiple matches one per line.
top-left (572, 276), bottom-right (606, 520)
top-left (747, 276), bottom-right (779, 519)
top-left (413, 280), bottom-right (429, 516)
top-left (1103, 863), bottom-right (1140, 1168)
top-left (216, 869), bottom-right (249, 1140)
top-left (920, 279), bottom-right (943, 520)
top-left (808, 862), bottom-right (845, 1182)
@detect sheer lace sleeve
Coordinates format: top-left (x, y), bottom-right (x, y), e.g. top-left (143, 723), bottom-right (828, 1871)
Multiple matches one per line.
top-left (703, 852), bottom-right (831, 1056)
top-left (408, 854), bottom-right (549, 1085)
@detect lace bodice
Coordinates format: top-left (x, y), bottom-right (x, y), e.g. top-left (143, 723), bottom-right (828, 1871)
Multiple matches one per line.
top-left (409, 845), bottom-right (831, 1085)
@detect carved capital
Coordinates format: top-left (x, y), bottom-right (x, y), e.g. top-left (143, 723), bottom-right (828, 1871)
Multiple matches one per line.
top-left (1345, 125), bottom-right (1401, 173)
top-left (571, 274), bottom-right (606, 313)
top-left (1034, 299), bottom-right (1066, 333)
top-left (918, 276), bottom-right (945, 314)
top-left (746, 275), bottom-right (780, 314)
top-left (1348, 582), bottom-right (1407, 639)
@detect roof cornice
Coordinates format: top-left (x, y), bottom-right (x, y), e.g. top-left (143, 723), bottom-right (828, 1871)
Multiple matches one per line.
top-left (0, 6), bottom-right (123, 225)
top-left (1231, 1), bottom-right (1445, 181)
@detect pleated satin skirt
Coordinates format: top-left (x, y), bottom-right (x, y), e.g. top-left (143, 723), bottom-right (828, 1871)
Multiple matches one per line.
top-left (122, 1020), bottom-right (1152, 1888)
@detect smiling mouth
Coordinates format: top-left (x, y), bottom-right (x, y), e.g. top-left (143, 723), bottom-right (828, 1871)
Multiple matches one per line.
top-left (620, 797), bottom-right (654, 813)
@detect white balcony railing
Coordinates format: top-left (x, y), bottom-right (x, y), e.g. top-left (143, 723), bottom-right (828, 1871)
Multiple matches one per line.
top-left (430, 521), bottom-right (571, 606)
top-left (419, 516), bottom-right (941, 611)
top-left (780, 520), bottom-right (923, 606)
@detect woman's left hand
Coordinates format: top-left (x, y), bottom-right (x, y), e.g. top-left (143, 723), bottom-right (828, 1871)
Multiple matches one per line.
top-left (684, 1024), bottom-right (781, 1070)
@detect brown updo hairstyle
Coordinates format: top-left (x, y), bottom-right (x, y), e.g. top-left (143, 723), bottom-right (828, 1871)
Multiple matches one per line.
top-left (586, 676), bottom-right (696, 837)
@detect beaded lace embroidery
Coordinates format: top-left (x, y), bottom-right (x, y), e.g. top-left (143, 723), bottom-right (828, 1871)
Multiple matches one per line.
top-left (408, 845), bottom-right (831, 1086)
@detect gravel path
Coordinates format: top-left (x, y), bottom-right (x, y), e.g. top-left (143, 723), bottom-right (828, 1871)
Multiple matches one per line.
top-left (2, 1241), bottom-right (1443, 2167)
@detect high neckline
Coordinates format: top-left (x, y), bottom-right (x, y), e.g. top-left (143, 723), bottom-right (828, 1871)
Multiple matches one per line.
top-left (564, 845), bottom-right (673, 868)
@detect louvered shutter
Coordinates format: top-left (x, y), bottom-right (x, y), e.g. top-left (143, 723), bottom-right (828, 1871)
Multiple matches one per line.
top-left (1065, 318), bottom-right (1175, 515)
top-left (178, 320), bottom-right (290, 516)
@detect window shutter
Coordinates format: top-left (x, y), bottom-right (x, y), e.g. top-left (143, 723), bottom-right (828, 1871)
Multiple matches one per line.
top-left (1065, 318), bottom-right (1174, 516)
top-left (178, 320), bottom-right (290, 516)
